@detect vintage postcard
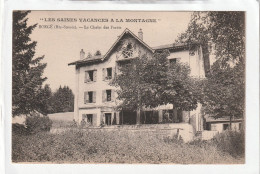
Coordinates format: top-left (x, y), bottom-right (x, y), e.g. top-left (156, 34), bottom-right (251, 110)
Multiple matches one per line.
top-left (11, 10), bottom-right (246, 164)
top-left (2, 1), bottom-right (259, 173)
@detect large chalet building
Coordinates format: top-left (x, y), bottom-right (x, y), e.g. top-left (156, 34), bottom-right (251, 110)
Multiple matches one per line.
top-left (68, 28), bottom-right (209, 132)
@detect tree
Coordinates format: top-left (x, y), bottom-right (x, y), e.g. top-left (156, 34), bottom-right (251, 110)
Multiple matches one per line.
top-left (177, 12), bottom-right (245, 123)
top-left (12, 11), bottom-right (47, 116)
top-left (36, 84), bottom-right (52, 115)
top-left (202, 61), bottom-right (245, 121)
top-left (178, 12), bottom-right (245, 72)
top-left (112, 54), bottom-right (151, 124)
top-left (111, 50), bottom-right (199, 123)
top-left (50, 86), bottom-right (74, 113)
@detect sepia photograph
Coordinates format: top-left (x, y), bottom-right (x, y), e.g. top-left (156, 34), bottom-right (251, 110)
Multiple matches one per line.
top-left (11, 10), bottom-right (245, 164)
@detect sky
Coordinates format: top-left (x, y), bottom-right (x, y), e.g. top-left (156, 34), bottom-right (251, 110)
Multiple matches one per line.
top-left (27, 11), bottom-right (192, 94)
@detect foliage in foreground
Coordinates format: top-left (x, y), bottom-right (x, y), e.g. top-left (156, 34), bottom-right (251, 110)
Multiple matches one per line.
top-left (12, 129), bottom-right (244, 164)
top-left (211, 130), bottom-right (245, 157)
top-left (25, 116), bottom-right (52, 134)
top-left (12, 115), bottom-right (53, 135)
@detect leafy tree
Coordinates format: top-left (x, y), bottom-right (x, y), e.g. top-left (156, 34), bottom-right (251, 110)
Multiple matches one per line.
top-left (202, 61), bottom-right (245, 120)
top-left (12, 11), bottom-right (47, 116)
top-left (50, 86), bottom-right (74, 113)
top-left (112, 55), bottom-right (150, 124)
top-left (178, 12), bottom-right (245, 72)
top-left (178, 11), bottom-right (245, 123)
top-left (112, 51), bottom-right (199, 124)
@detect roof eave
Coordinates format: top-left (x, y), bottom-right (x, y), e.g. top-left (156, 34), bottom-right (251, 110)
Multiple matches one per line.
top-left (68, 59), bottom-right (102, 66)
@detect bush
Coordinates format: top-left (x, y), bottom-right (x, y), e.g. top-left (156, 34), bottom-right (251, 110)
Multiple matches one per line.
top-left (211, 130), bottom-right (245, 157)
top-left (25, 115), bottom-right (52, 134)
top-left (12, 123), bottom-right (29, 135)
top-left (12, 128), bottom-right (244, 163)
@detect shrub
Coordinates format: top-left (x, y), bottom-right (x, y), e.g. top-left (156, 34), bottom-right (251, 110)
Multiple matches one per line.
top-left (211, 130), bottom-right (245, 157)
top-left (25, 115), bottom-right (52, 134)
top-left (12, 128), bottom-right (244, 163)
top-left (12, 123), bottom-right (29, 135)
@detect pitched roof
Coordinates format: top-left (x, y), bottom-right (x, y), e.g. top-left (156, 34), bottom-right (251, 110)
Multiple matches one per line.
top-left (152, 42), bottom-right (199, 51)
top-left (68, 28), bottom-right (154, 66)
top-left (68, 28), bottom-right (199, 66)
top-left (68, 54), bottom-right (103, 65)
top-left (102, 28), bottom-right (154, 61)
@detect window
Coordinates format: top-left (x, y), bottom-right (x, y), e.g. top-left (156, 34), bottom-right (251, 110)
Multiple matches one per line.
top-left (89, 71), bottom-right (94, 81)
top-left (87, 114), bottom-right (93, 124)
top-left (169, 58), bottom-right (180, 64)
top-left (85, 70), bottom-right (97, 82)
top-left (84, 91), bottom-right (96, 103)
top-left (103, 67), bottom-right (114, 80)
top-left (107, 68), bottom-right (112, 79)
top-left (223, 124), bottom-right (229, 130)
top-left (88, 92), bottom-right (93, 103)
top-left (105, 113), bottom-right (112, 125)
top-left (102, 89), bottom-right (114, 102)
top-left (106, 90), bottom-right (111, 101)
top-left (82, 114), bottom-right (93, 125)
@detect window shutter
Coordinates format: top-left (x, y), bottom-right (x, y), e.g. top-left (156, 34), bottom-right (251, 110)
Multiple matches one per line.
top-left (84, 91), bottom-right (89, 104)
top-left (84, 92), bottom-right (88, 104)
top-left (102, 68), bottom-right (106, 80)
top-left (112, 67), bottom-right (116, 79)
top-left (93, 70), bottom-right (97, 82)
top-left (85, 71), bottom-right (90, 83)
top-left (93, 91), bottom-right (96, 103)
top-left (93, 114), bottom-right (97, 126)
top-left (102, 90), bottom-right (107, 102)
top-left (111, 89), bottom-right (115, 101)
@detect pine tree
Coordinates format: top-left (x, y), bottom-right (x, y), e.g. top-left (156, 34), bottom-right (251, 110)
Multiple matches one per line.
top-left (36, 84), bottom-right (52, 115)
top-left (50, 86), bottom-right (74, 113)
top-left (12, 11), bottom-right (47, 116)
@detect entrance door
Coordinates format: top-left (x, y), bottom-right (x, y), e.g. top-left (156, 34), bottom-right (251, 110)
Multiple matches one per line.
top-left (105, 113), bottom-right (112, 125)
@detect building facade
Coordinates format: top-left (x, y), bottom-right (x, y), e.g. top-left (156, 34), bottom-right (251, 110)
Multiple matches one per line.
top-left (68, 28), bottom-right (209, 131)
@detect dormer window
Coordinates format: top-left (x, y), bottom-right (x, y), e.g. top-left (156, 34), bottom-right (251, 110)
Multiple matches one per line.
top-left (122, 43), bottom-right (133, 58)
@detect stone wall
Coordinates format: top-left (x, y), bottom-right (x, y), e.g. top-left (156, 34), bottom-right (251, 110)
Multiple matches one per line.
top-left (51, 123), bottom-right (195, 143)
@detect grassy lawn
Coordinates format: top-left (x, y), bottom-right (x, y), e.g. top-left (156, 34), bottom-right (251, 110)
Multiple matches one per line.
top-left (12, 124), bottom-right (244, 164)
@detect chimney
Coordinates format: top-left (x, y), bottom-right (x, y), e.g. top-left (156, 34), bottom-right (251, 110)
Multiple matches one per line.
top-left (80, 49), bottom-right (85, 59)
top-left (138, 28), bottom-right (143, 40)
top-left (87, 52), bottom-right (92, 58)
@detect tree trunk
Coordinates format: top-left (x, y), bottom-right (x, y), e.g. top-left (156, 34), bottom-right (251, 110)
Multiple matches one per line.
top-left (136, 108), bottom-right (141, 125)
top-left (144, 111), bottom-right (146, 124)
top-left (122, 110), bottom-right (124, 125)
top-left (136, 88), bottom-right (141, 125)
top-left (201, 44), bottom-right (210, 77)
top-left (229, 115), bottom-right (232, 130)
